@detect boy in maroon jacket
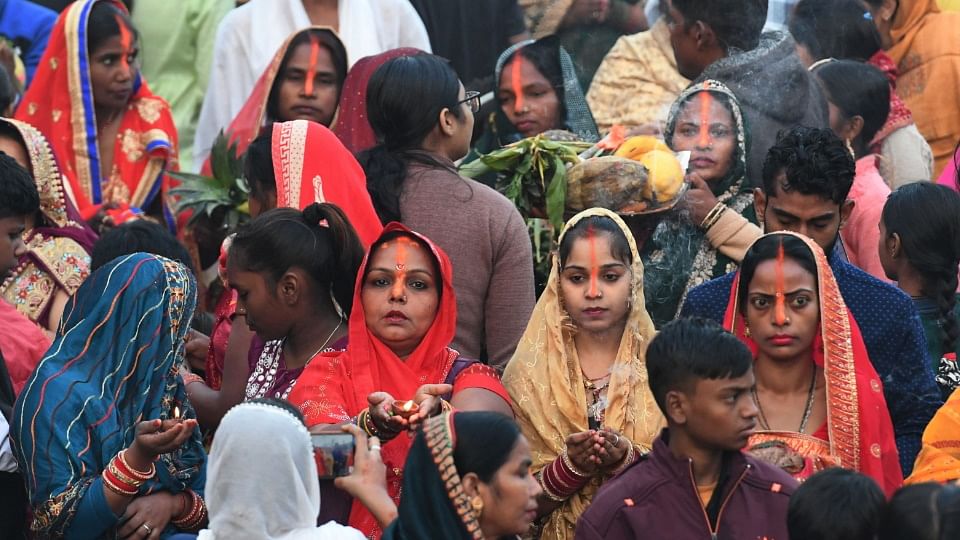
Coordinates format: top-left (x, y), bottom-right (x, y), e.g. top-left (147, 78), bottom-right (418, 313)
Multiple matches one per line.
top-left (576, 318), bottom-right (798, 540)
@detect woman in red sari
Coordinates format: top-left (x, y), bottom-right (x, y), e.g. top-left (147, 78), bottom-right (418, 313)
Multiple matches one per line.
top-left (289, 223), bottom-right (513, 538)
top-left (15, 0), bottom-right (179, 231)
top-left (198, 27), bottom-right (348, 173)
top-left (723, 232), bottom-right (902, 495)
top-left (184, 119), bottom-right (382, 429)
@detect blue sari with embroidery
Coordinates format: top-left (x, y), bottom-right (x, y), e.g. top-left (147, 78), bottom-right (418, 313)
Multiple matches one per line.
top-left (11, 253), bottom-right (205, 539)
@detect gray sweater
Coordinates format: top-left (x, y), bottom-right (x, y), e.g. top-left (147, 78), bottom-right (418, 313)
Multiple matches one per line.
top-left (401, 158), bottom-right (534, 370)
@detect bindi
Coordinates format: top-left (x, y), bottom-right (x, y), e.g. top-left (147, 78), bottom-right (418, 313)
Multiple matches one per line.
top-left (774, 243), bottom-right (786, 325)
top-left (698, 90), bottom-right (714, 147)
top-left (511, 55), bottom-right (525, 113)
top-left (303, 35), bottom-right (321, 95)
top-left (587, 225), bottom-right (599, 297)
top-left (115, 15), bottom-right (133, 71)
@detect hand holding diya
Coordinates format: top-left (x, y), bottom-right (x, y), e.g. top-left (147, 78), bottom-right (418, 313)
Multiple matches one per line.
top-left (391, 400), bottom-right (420, 420)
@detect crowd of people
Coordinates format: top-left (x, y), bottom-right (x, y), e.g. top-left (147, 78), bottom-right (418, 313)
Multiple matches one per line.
top-left (1, 0), bottom-right (960, 538)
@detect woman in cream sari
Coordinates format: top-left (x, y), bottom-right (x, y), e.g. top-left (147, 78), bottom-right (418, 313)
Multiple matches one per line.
top-left (503, 208), bottom-right (663, 539)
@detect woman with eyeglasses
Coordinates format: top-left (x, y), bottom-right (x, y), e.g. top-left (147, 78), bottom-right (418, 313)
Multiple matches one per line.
top-left (357, 54), bottom-right (535, 371)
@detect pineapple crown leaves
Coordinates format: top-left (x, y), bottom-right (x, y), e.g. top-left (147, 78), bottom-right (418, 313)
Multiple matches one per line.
top-left (169, 130), bottom-right (250, 228)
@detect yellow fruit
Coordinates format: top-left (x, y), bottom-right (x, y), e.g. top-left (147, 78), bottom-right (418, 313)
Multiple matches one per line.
top-left (614, 135), bottom-right (670, 160)
top-left (639, 150), bottom-right (684, 203)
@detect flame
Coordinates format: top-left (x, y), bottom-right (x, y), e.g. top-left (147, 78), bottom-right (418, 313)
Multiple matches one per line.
top-left (173, 406), bottom-right (181, 419)
top-left (402, 400), bottom-right (415, 412)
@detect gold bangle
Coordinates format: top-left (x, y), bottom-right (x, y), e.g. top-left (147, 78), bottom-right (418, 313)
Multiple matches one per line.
top-left (561, 449), bottom-right (591, 478)
top-left (701, 202), bottom-right (727, 231)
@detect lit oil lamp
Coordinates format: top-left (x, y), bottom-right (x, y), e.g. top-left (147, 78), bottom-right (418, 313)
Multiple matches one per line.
top-left (391, 400), bottom-right (419, 419)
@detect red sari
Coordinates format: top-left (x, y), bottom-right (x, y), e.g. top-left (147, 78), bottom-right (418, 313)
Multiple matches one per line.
top-left (205, 119), bottom-right (383, 388)
top-left (14, 0), bottom-right (179, 228)
top-left (199, 27), bottom-right (346, 176)
top-left (288, 223), bottom-right (509, 538)
top-left (723, 232), bottom-right (903, 496)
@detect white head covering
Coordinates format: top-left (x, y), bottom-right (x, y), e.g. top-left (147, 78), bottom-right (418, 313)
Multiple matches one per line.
top-left (198, 402), bottom-right (364, 540)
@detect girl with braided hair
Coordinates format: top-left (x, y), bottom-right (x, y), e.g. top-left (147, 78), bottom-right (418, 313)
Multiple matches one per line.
top-left (879, 182), bottom-right (960, 397)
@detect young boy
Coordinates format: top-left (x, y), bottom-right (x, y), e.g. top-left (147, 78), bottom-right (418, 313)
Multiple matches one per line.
top-left (0, 152), bottom-right (43, 538)
top-left (575, 318), bottom-right (797, 540)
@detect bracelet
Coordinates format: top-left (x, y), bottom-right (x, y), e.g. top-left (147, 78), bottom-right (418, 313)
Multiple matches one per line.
top-left (700, 202), bottom-right (727, 231)
top-left (608, 443), bottom-right (638, 477)
top-left (117, 450), bottom-right (156, 482)
top-left (540, 455), bottom-right (590, 501)
top-left (439, 399), bottom-right (454, 415)
top-left (537, 470), bottom-right (566, 502)
top-left (102, 467), bottom-right (138, 496)
top-left (560, 449), bottom-right (591, 478)
top-left (181, 373), bottom-right (205, 387)
top-left (172, 490), bottom-right (207, 530)
top-left (358, 408), bottom-right (400, 441)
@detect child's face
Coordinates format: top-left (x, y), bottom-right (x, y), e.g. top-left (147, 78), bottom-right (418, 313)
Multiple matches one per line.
top-left (680, 370), bottom-right (759, 451)
top-left (0, 215), bottom-right (26, 278)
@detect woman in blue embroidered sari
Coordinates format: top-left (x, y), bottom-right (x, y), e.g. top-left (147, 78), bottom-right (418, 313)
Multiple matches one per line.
top-left (11, 253), bottom-right (206, 539)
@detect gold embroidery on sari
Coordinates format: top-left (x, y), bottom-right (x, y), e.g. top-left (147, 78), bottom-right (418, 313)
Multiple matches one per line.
top-left (136, 97), bottom-right (164, 124)
top-left (121, 129), bottom-right (145, 162)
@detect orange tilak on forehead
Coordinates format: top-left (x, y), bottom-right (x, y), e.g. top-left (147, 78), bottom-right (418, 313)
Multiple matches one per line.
top-left (303, 35), bottom-right (321, 95)
top-left (698, 91), bottom-right (714, 147)
top-left (511, 55), bottom-right (525, 113)
top-left (115, 14), bottom-right (132, 71)
top-left (775, 242), bottom-right (787, 325)
top-left (381, 236), bottom-right (420, 297)
top-left (588, 225), bottom-right (599, 297)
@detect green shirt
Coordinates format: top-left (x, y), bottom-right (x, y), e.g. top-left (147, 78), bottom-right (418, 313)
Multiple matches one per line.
top-left (131, 0), bottom-right (233, 171)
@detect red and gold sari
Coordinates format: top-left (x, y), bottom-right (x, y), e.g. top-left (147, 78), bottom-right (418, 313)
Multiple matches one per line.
top-left (723, 232), bottom-right (903, 496)
top-left (288, 223), bottom-right (509, 538)
top-left (199, 27), bottom-right (346, 176)
top-left (0, 118), bottom-right (97, 331)
top-left (205, 119), bottom-right (383, 388)
top-left (14, 0), bottom-right (179, 228)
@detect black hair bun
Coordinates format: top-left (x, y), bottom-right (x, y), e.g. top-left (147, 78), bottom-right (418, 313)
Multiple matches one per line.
top-left (302, 202), bottom-right (324, 225)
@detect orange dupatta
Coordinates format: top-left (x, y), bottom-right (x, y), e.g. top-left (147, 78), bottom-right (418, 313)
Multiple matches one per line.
top-left (907, 387), bottom-right (960, 484)
top-left (199, 26), bottom-right (346, 176)
top-left (722, 232), bottom-right (903, 496)
top-left (884, 0), bottom-right (960, 176)
top-left (289, 223), bottom-right (461, 538)
top-left (14, 0), bottom-right (179, 227)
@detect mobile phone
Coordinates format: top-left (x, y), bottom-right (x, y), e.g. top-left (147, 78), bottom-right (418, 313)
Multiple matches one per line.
top-left (311, 433), bottom-right (356, 479)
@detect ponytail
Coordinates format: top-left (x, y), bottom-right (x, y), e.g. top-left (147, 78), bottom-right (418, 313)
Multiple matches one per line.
top-left (356, 145), bottom-right (407, 223)
top-left (229, 202), bottom-right (364, 313)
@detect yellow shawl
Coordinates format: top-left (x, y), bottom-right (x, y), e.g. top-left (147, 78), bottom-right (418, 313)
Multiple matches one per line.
top-left (886, 0), bottom-right (960, 176)
top-left (502, 208), bottom-right (664, 540)
top-left (907, 387), bottom-right (960, 484)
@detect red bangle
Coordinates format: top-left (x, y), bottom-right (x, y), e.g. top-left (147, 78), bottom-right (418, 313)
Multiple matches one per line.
top-left (102, 467), bottom-right (138, 496)
top-left (117, 450), bottom-right (156, 482)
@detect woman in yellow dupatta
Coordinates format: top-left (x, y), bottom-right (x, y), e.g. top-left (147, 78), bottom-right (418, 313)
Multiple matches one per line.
top-left (502, 208), bottom-right (663, 540)
top-left (908, 387), bottom-right (960, 484)
top-left (864, 0), bottom-right (960, 176)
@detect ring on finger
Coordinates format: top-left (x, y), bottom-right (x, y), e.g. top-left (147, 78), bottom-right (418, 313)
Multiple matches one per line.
top-left (142, 523), bottom-right (153, 534)
top-left (370, 445), bottom-right (382, 452)
top-left (610, 434), bottom-right (620, 447)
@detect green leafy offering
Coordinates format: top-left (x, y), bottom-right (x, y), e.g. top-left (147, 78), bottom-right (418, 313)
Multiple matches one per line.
top-left (460, 135), bottom-right (591, 230)
top-left (169, 131), bottom-right (250, 230)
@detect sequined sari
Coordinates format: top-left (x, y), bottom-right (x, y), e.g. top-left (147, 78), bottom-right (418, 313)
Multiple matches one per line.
top-left (0, 118), bottom-right (96, 330)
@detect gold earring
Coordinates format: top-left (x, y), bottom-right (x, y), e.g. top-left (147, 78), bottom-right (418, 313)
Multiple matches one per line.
top-left (744, 325), bottom-right (751, 338)
top-left (470, 495), bottom-right (484, 517)
top-left (845, 138), bottom-right (856, 160)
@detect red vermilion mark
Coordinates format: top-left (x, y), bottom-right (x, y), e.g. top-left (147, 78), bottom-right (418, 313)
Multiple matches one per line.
top-left (303, 35), bottom-right (320, 95)
top-left (774, 242), bottom-right (786, 325)
top-left (588, 225), bottom-right (599, 297)
top-left (511, 55), bottom-right (525, 113)
top-left (115, 15), bottom-right (132, 72)
top-left (698, 91), bottom-right (714, 147)
top-left (388, 237), bottom-right (419, 299)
